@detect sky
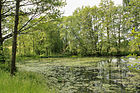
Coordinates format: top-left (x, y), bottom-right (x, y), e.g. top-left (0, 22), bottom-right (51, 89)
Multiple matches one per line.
top-left (61, 0), bottom-right (122, 16)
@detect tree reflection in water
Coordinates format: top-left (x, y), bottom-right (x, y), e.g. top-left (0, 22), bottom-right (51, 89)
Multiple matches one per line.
top-left (44, 58), bottom-right (140, 93)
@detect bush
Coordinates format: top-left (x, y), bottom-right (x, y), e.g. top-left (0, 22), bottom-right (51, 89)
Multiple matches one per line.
top-left (0, 62), bottom-right (10, 72)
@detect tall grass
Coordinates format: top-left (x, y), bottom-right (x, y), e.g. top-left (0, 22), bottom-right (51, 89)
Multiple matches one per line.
top-left (0, 70), bottom-right (55, 93)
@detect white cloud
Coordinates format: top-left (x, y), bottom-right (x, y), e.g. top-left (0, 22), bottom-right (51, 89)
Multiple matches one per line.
top-left (61, 0), bottom-right (122, 16)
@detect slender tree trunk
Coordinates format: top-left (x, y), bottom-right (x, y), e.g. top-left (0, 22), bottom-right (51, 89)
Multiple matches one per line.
top-left (11, 0), bottom-right (20, 75)
top-left (100, 34), bottom-right (103, 55)
top-left (107, 26), bottom-right (110, 53)
top-left (0, 0), bottom-right (5, 63)
top-left (118, 14), bottom-right (121, 54)
top-left (32, 32), bottom-right (35, 56)
top-left (0, 40), bottom-right (5, 63)
top-left (0, 0), bottom-right (2, 41)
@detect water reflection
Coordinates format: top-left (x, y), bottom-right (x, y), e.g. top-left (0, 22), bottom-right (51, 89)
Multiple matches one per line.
top-left (44, 58), bottom-right (140, 93)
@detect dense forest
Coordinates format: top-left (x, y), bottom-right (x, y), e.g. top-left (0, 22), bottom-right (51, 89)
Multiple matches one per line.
top-left (2, 0), bottom-right (139, 59)
top-left (0, 0), bottom-right (140, 93)
top-left (0, 0), bottom-right (140, 72)
top-left (17, 0), bottom-right (139, 57)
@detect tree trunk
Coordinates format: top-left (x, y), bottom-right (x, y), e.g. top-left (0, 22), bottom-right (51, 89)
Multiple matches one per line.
top-left (107, 26), bottom-right (110, 53)
top-left (0, 40), bottom-right (5, 63)
top-left (0, 0), bottom-right (5, 63)
top-left (11, 0), bottom-right (20, 75)
top-left (0, 0), bottom-right (2, 41)
top-left (118, 14), bottom-right (121, 54)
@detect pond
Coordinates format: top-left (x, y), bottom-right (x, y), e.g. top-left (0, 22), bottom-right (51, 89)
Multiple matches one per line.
top-left (18, 57), bottom-right (140, 93)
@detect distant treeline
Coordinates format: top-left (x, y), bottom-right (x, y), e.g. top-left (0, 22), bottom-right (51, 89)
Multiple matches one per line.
top-left (4, 0), bottom-right (140, 57)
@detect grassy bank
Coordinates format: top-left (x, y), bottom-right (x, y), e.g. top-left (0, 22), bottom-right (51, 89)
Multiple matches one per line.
top-left (0, 70), bottom-right (55, 93)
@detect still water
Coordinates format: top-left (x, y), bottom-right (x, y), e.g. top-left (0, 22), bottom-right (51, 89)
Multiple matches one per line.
top-left (19, 57), bottom-right (140, 93)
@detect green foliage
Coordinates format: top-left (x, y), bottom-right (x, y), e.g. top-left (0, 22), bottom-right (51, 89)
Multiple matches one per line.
top-left (17, 19), bottom-right (63, 56)
top-left (3, 0), bottom-right (140, 58)
top-left (0, 62), bottom-right (10, 72)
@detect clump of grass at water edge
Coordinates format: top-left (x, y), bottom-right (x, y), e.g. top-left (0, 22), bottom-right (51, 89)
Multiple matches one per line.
top-left (0, 70), bottom-right (56, 93)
